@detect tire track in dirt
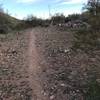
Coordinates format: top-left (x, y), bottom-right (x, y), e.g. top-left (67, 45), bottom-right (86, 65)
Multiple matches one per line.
top-left (27, 29), bottom-right (48, 100)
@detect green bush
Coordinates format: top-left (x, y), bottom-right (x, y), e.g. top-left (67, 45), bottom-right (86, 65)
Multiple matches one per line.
top-left (85, 80), bottom-right (100, 100)
top-left (73, 29), bottom-right (100, 52)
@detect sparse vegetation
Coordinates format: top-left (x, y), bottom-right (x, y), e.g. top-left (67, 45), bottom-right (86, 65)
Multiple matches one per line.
top-left (51, 13), bottom-right (65, 25)
top-left (0, 0), bottom-right (100, 99)
top-left (73, 0), bottom-right (100, 52)
top-left (85, 80), bottom-right (100, 100)
top-left (0, 12), bottom-right (20, 33)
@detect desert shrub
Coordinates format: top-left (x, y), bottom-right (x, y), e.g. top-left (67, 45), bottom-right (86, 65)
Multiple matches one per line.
top-left (0, 11), bottom-right (19, 33)
top-left (73, 29), bottom-right (100, 52)
top-left (68, 14), bottom-right (81, 21)
top-left (85, 80), bottom-right (100, 100)
top-left (21, 15), bottom-right (50, 28)
top-left (51, 13), bottom-right (65, 25)
top-left (0, 24), bottom-right (11, 34)
top-left (73, 0), bottom-right (100, 52)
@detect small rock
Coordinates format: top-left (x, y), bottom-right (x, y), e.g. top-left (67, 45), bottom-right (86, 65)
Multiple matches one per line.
top-left (76, 90), bottom-right (80, 92)
top-left (50, 95), bottom-right (55, 100)
top-left (90, 58), bottom-right (96, 62)
top-left (71, 71), bottom-right (77, 76)
top-left (60, 83), bottom-right (66, 87)
top-left (64, 49), bottom-right (70, 53)
top-left (0, 91), bottom-right (2, 96)
top-left (43, 92), bottom-right (47, 96)
top-left (96, 79), bottom-right (100, 83)
top-left (12, 50), bottom-right (17, 54)
top-left (41, 90), bottom-right (47, 96)
top-left (68, 75), bottom-right (73, 79)
top-left (41, 90), bottom-right (44, 94)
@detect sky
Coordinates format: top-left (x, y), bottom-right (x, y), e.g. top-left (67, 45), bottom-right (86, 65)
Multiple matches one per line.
top-left (0, 0), bottom-right (88, 19)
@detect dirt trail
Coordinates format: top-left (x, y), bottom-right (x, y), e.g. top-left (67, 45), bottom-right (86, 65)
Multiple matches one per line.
top-left (27, 29), bottom-right (48, 100)
top-left (0, 27), bottom-right (99, 100)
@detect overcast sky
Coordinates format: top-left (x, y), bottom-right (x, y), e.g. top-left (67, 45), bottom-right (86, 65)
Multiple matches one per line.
top-left (1, 0), bottom-right (88, 19)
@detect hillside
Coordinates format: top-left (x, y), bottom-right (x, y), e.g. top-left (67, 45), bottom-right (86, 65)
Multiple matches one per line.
top-left (0, 12), bottom-right (20, 33)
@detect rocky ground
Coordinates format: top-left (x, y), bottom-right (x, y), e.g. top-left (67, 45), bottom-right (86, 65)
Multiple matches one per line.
top-left (35, 27), bottom-right (100, 100)
top-left (0, 27), bottom-right (100, 100)
top-left (0, 30), bottom-right (32, 100)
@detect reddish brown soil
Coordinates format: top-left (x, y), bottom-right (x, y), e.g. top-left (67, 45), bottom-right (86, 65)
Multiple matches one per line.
top-left (0, 27), bottom-right (100, 100)
top-left (27, 29), bottom-right (49, 100)
top-left (0, 29), bottom-right (49, 100)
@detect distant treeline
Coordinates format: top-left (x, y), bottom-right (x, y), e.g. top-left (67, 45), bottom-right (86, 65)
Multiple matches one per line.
top-left (0, 11), bottom-right (88, 32)
top-left (0, 0), bottom-right (100, 34)
top-left (0, 2), bottom-right (91, 33)
top-left (15, 13), bottom-right (89, 30)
